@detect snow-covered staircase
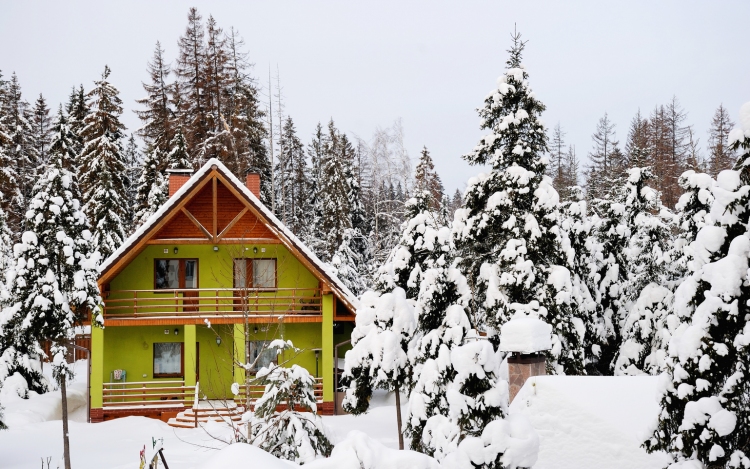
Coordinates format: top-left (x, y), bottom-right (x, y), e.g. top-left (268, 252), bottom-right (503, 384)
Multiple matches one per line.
top-left (167, 400), bottom-right (245, 429)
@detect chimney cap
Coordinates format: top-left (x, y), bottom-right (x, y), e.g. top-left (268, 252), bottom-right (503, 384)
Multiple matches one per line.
top-left (166, 168), bottom-right (194, 175)
top-left (498, 315), bottom-right (552, 354)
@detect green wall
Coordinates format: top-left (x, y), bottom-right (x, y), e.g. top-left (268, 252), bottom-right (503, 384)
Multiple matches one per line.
top-left (107, 244), bottom-right (320, 316)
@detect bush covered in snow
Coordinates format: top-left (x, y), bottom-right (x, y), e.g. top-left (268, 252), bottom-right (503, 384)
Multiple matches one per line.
top-left (247, 364), bottom-right (332, 463)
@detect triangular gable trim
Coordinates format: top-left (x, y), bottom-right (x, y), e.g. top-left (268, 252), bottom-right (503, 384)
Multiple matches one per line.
top-left (98, 160), bottom-right (359, 313)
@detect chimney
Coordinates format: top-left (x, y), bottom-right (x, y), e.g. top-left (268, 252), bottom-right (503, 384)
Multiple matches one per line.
top-left (246, 173), bottom-right (261, 198)
top-left (499, 316), bottom-right (552, 403)
top-left (166, 168), bottom-right (194, 197)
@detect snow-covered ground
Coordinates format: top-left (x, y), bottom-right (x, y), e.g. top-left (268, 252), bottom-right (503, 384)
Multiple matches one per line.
top-left (510, 375), bottom-right (672, 469)
top-left (0, 363), bottom-right (672, 468)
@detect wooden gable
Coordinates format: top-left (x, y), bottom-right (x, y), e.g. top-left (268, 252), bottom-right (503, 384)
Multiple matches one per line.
top-left (153, 177), bottom-right (277, 243)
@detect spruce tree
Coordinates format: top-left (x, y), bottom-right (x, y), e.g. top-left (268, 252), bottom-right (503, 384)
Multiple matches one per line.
top-left (317, 120), bottom-right (351, 262)
top-left (65, 85), bottom-right (88, 157)
top-left (0, 77), bottom-right (20, 231)
top-left (585, 113), bottom-right (623, 200)
top-left (613, 168), bottom-right (674, 376)
top-left (414, 147), bottom-right (444, 210)
top-left (134, 148), bottom-right (168, 227)
top-left (1, 141), bottom-right (102, 395)
top-left (707, 104), bottom-right (736, 177)
top-left (276, 117), bottom-right (310, 236)
top-left (78, 66), bottom-right (129, 259)
top-left (31, 94), bottom-right (52, 167)
top-left (646, 104), bottom-right (750, 468)
top-left (122, 134), bottom-right (141, 229)
top-left (672, 170), bottom-right (715, 279)
top-left (174, 7), bottom-right (208, 163)
top-left (135, 41), bottom-right (174, 156)
top-left (167, 126), bottom-right (191, 170)
top-left (3, 73), bottom-right (35, 232)
top-left (453, 32), bottom-right (584, 374)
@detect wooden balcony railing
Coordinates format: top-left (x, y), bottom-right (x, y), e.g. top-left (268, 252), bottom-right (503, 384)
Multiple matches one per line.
top-left (234, 377), bottom-right (324, 405)
top-left (102, 288), bottom-right (322, 320)
top-left (102, 380), bottom-right (195, 409)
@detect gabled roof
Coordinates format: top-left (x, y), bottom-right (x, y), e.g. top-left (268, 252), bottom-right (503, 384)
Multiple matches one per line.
top-left (98, 158), bottom-right (359, 313)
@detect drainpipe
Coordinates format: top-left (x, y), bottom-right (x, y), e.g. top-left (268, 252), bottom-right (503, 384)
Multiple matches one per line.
top-left (333, 339), bottom-right (351, 416)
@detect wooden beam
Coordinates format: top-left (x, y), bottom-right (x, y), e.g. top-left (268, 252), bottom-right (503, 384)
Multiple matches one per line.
top-left (181, 208), bottom-right (213, 240)
top-left (217, 207), bottom-right (248, 241)
top-left (147, 238), bottom-right (281, 245)
top-left (213, 172), bottom-right (348, 310)
top-left (99, 174), bottom-right (215, 286)
top-left (212, 176), bottom-right (218, 240)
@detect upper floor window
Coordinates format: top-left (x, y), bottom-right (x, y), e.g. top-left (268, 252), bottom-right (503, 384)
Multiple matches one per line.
top-left (233, 258), bottom-right (277, 289)
top-left (155, 259), bottom-right (198, 289)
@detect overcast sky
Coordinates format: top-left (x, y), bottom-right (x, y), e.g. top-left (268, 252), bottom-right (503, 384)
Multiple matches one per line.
top-left (2, 1), bottom-right (748, 194)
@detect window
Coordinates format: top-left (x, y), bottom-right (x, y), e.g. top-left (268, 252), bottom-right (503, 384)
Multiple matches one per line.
top-left (155, 259), bottom-right (198, 290)
top-left (249, 341), bottom-right (278, 373)
top-left (153, 342), bottom-right (183, 377)
top-left (233, 259), bottom-right (277, 289)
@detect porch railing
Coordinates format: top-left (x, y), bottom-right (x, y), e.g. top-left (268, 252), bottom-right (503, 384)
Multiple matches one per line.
top-left (234, 377), bottom-right (324, 405)
top-left (102, 288), bottom-right (322, 320)
top-left (102, 380), bottom-right (196, 408)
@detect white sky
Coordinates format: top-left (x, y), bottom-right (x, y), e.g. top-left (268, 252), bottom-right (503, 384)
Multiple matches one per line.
top-left (2, 1), bottom-right (749, 194)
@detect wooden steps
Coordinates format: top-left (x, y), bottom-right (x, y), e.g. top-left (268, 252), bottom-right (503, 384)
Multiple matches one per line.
top-left (167, 401), bottom-right (245, 429)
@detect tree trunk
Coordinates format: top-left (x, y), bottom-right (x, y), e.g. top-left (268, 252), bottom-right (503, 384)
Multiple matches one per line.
top-left (61, 370), bottom-right (72, 469)
top-left (395, 381), bottom-right (404, 450)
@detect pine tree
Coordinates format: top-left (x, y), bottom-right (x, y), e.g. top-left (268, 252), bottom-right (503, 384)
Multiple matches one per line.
top-left (414, 146), bottom-right (444, 210)
top-left (404, 256), bottom-right (473, 456)
top-left (0, 143), bottom-right (102, 395)
top-left (585, 113), bottom-right (623, 200)
top-left (341, 288), bottom-right (417, 450)
top-left (135, 41), bottom-right (173, 156)
top-left (317, 120), bottom-right (352, 262)
top-left (166, 126), bottom-right (191, 170)
top-left (174, 7), bottom-right (208, 163)
top-left (646, 104), bottom-right (750, 468)
top-left (30, 94), bottom-right (52, 167)
top-left (613, 168), bottom-right (674, 376)
top-left (590, 167), bottom-right (669, 376)
top-left (249, 364), bottom-right (333, 463)
top-left (560, 187), bottom-right (598, 374)
top-left (134, 148), bottom-right (168, 227)
top-left (3, 73), bottom-right (36, 233)
top-left (454, 32), bottom-right (584, 374)
top-left (122, 134), bottom-right (141, 229)
top-left (0, 73), bottom-right (20, 232)
top-left (65, 85), bottom-right (88, 157)
top-left (78, 66), bottom-right (129, 259)
top-left (707, 104), bottom-right (736, 177)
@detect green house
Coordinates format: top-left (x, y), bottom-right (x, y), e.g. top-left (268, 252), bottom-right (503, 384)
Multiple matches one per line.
top-left (90, 159), bottom-right (357, 423)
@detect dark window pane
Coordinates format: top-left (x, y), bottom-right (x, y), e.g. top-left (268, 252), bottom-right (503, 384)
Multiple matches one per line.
top-left (185, 260), bottom-right (197, 288)
top-left (154, 342), bottom-right (182, 375)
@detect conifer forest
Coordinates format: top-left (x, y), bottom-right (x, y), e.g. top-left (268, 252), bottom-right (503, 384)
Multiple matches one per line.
top-left (1, 5), bottom-right (750, 469)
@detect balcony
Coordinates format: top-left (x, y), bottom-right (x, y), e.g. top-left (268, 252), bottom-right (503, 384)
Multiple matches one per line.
top-left (102, 287), bottom-right (322, 322)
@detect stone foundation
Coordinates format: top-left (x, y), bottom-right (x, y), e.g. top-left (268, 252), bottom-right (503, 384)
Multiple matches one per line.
top-left (507, 353), bottom-right (546, 403)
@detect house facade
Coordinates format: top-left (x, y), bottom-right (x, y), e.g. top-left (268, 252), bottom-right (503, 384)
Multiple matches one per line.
top-left (90, 159), bottom-right (357, 422)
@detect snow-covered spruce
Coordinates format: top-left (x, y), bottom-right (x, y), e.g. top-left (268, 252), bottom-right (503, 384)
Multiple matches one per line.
top-left (134, 148), bottom-right (168, 227)
top-left (377, 192), bottom-right (452, 300)
top-left (0, 148), bottom-right (101, 395)
top-left (404, 262), bottom-right (472, 456)
top-left (613, 168), bottom-right (674, 376)
top-left (77, 65), bottom-right (129, 260)
top-left (645, 103), bottom-right (750, 468)
top-left (671, 170), bottom-right (715, 280)
top-left (330, 228), bottom-right (368, 297)
top-left (559, 187), bottom-right (599, 374)
top-left (341, 287), bottom-right (416, 448)
top-left (452, 32), bottom-right (584, 375)
top-left (247, 364), bottom-right (332, 464)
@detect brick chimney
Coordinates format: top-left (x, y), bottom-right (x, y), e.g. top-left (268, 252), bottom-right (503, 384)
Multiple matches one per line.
top-left (499, 316), bottom-right (552, 403)
top-left (166, 168), bottom-right (194, 197)
top-left (246, 173), bottom-right (261, 198)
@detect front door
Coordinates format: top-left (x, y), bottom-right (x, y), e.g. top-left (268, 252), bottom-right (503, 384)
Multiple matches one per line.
top-left (182, 260), bottom-right (199, 313)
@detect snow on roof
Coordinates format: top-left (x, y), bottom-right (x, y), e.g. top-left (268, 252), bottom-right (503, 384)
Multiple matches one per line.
top-left (509, 376), bottom-right (671, 469)
top-left (98, 158), bottom-right (359, 310)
